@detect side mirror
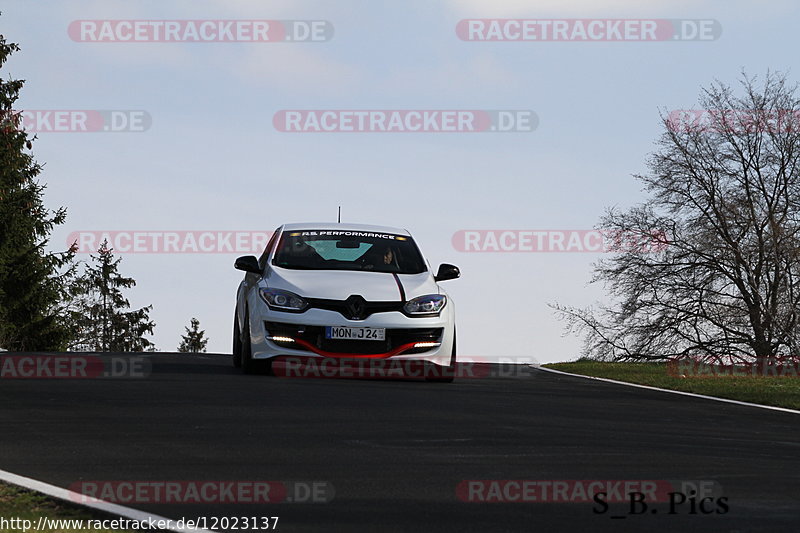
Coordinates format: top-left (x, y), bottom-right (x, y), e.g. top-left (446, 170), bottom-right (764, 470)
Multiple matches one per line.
top-left (234, 255), bottom-right (261, 274)
top-left (434, 263), bottom-right (460, 282)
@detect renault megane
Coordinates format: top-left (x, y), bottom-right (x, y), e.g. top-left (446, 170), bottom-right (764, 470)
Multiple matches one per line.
top-left (232, 223), bottom-right (460, 381)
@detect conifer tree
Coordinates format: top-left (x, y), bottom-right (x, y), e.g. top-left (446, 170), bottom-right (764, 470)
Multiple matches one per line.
top-left (68, 240), bottom-right (155, 351)
top-left (0, 28), bottom-right (75, 350)
top-left (178, 317), bottom-right (208, 353)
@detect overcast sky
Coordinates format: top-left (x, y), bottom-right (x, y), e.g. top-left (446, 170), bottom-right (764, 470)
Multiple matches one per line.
top-left (3, 0), bottom-right (798, 362)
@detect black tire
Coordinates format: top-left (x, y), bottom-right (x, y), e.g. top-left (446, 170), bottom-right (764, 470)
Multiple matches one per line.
top-left (232, 309), bottom-right (242, 368)
top-left (426, 328), bottom-right (456, 383)
top-left (241, 311), bottom-right (257, 374)
top-left (241, 310), bottom-right (272, 375)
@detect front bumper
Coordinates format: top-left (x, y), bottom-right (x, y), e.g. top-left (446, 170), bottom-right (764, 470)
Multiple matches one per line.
top-left (248, 304), bottom-right (455, 367)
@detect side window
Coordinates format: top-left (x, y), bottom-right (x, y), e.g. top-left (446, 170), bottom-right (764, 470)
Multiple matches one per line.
top-left (258, 227), bottom-right (281, 269)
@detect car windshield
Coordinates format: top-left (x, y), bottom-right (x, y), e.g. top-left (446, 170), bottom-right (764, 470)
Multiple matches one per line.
top-left (272, 230), bottom-right (427, 274)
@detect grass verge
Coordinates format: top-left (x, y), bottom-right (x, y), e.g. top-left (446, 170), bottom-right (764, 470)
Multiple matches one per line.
top-left (543, 361), bottom-right (800, 410)
top-left (0, 481), bottom-right (134, 532)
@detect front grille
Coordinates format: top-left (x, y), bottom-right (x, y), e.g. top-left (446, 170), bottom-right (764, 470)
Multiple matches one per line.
top-left (305, 297), bottom-right (404, 320)
top-left (265, 322), bottom-right (443, 356)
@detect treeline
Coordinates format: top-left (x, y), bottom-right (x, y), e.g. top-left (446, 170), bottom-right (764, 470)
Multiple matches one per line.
top-left (1, 29), bottom-right (207, 353)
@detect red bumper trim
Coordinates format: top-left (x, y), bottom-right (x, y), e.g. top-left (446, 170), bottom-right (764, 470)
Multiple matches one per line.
top-left (291, 338), bottom-right (421, 359)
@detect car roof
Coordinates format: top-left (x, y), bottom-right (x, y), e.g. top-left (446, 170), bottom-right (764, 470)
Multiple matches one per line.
top-left (279, 222), bottom-right (412, 236)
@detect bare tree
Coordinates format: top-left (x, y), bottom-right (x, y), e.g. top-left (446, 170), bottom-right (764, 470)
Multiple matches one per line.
top-left (554, 72), bottom-right (800, 364)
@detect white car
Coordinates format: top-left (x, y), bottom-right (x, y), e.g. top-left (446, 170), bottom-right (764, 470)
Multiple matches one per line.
top-left (232, 223), bottom-right (460, 381)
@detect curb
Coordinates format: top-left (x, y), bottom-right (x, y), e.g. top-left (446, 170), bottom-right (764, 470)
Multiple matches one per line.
top-left (0, 469), bottom-right (212, 532)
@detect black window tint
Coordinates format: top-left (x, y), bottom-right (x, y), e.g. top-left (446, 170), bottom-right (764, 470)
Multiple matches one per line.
top-left (272, 230), bottom-right (426, 274)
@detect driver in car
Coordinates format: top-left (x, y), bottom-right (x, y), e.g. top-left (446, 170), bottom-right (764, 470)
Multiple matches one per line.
top-left (363, 245), bottom-right (397, 270)
top-left (282, 239), bottom-right (320, 268)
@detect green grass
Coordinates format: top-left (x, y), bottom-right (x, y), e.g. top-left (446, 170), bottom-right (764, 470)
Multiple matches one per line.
top-left (0, 481), bottom-right (134, 532)
top-left (543, 360), bottom-right (800, 410)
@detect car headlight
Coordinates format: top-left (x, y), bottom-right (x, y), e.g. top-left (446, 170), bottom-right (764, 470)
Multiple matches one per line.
top-left (259, 288), bottom-right (308, 312)
top-left (403, 294), bottom-right (447, 316)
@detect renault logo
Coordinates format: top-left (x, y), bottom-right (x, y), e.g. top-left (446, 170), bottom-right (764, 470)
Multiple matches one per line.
top-left (345, 295), bottom-right (367, 320)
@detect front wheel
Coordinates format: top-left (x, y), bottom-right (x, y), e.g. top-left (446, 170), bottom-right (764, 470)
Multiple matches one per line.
top-left (232, 309), bottom-right (242, 368)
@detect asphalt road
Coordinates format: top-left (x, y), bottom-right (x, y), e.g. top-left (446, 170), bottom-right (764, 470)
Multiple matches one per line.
top-left (1, 353), bottom-right (799, 532)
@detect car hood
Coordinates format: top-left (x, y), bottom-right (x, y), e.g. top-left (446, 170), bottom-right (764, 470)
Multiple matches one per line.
top-left (264, 267), bottom-right (439, 301)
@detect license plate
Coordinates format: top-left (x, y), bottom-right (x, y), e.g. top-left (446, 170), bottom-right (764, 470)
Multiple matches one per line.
top-left (325, 326), bottom-right (385, 341)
